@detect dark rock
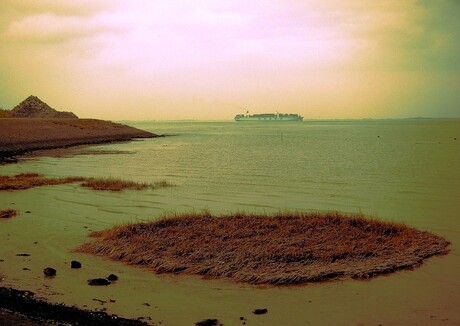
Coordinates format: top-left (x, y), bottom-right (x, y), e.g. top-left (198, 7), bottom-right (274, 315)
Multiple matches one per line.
top-left (195, 319), bottom-right (222, 326)
top-left (16, 253), bottom-right (30, 257)
top-left (25, 211), bottom-right (31, 214)
top-left (107, 274), bottom-right (118, 281)
top-left (88, 278), bottom-right (110, 286)
top-left (71, 261), bottom-right (81, 269)
top-left (22, 268), bottom-right (30, 271)
top-left (43, 267), bottom-right (56, 277)
top-left (252, 308), bottom-right (268, 315)
top-left (0, 286), bottom-right (148, 325)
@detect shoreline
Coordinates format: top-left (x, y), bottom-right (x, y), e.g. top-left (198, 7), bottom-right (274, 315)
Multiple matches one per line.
top-left (0, 118), bottom-right (161, 324)
top-left (0, 118), bottom-right (161, 326)
top-left (0, 119), bottom-right (458, 325)
top-left (0, 286), bottom-right (149, 325)
top-left (0, 118), bottom-right (159, 162)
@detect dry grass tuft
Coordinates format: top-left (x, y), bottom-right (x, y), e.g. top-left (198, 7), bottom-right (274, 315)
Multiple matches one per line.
top-left (0, 173), bottom-right (84, 191)
top-left (0, 209), bottom-right (17, 219)
top-left (0, 173), bottom-right (170, 192)
top-left (80, 178), bottom-right (170, 192)
top-left (77, 211), bottom-right (450, 285)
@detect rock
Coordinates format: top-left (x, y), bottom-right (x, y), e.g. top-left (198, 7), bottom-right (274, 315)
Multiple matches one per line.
top-left (12, 95), bottom-right (78, 119)
top-left (253, 308), bottom-right (268, 315)
top-left (195, 319), bottom-right (222, 326)
top-left (70, 260), bottom-right (82, 269)
top-left (88, 278), bottom-right (111, 286)
top-left (43, 267), bottom-right (56, 277)
top-left (107, 274), bottom-right (118, 281)
top-left (16, 253), bottom-right (30, 257)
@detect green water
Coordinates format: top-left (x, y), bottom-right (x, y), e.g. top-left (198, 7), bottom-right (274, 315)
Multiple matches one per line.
top-left (3, 119), bottom-right (459, 228)
top-left (0, 119), bottom-right (459, 325)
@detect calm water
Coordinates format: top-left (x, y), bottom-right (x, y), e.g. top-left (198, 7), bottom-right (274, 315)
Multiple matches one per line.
top-left (5, 119), bottom-right (459, 228)
top-left (1, 119), bottom-right (459, 325)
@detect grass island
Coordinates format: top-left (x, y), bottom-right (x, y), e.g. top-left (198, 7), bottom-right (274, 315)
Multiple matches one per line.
top-left (77, 211), bottom-right (450, 285)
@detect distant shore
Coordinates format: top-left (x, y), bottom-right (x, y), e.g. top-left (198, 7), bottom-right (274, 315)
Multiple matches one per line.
top-left (0, 118), bottom-right (158, 162)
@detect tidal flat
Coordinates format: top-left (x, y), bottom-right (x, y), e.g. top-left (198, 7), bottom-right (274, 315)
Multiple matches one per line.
top-left (0, 120), bottom-right (459, 325)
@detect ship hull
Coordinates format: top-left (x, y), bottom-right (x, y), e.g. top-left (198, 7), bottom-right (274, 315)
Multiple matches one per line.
top-left (234, 114), bottom-right (303, 122)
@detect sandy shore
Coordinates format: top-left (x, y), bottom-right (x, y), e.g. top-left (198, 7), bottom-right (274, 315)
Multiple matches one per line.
top-left (0, 119), bottom-right (161, 324)
top-left (0, 118), bottom-right (158, 161)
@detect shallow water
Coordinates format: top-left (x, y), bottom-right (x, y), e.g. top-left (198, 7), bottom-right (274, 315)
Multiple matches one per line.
top-left (1, 119), bottom-right (459, 325)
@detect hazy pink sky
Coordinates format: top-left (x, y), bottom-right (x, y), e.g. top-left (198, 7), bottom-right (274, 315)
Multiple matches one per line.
top-left (0, 0), bottom-right (459, 120)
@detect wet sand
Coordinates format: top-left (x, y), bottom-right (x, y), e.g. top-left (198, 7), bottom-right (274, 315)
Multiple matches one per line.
top-left (0, 118), bottom-right (158, 161)
top-left (0, 118), bottom-right (162, 324)
top-left (0, 183), bottom-right (458, 325)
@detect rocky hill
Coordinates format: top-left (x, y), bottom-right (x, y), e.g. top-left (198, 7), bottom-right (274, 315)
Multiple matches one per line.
top-left (12, 96), bottom-right (78, 119)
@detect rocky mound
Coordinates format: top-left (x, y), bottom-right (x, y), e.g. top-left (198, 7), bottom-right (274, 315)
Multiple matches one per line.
top-left (12, 96), bottom-right (78, 119)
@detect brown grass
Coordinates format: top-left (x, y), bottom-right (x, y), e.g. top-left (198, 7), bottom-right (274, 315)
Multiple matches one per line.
top-left (0, 173), bottom-right (170, 192)
top-left (0, 173), bottom-right (84, 191)
top-left (80, 178), bottom-right (170, 192)
top-left (0, 109), bottom-right (13, 118)
top-left (77, 211), bottom-right (450, 285)
top-left (0, 209), bottom-right (17, 219)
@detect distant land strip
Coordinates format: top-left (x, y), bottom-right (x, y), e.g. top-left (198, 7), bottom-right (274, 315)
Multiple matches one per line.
top-left (0, 118), bottom-right (158, 162)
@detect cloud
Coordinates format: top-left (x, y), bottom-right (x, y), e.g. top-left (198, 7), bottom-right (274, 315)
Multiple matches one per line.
top-left (0, 0), bottom-right (115, 17)
top-left (0, 0), bottom-right (458, 119)
top-left (0, 0), bottom-right (119, 43)
top-left (3, 13), bottom-right (114, 43)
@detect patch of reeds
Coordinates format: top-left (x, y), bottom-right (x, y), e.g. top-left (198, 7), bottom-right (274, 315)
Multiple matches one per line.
top-left (0, 173), bottom-right (84, 191)
top-left (0, 173), bottom-right (170, 192)
top-left (0, 209), bottom-right (17, 219)
top-left (77, 211), bottom-right (450, 285)
top-left (80, 178), bottom-right (170, 192)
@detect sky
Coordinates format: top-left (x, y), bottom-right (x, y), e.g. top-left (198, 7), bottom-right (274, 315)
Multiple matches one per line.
top-left (0, 0), bottom-right (459, 120)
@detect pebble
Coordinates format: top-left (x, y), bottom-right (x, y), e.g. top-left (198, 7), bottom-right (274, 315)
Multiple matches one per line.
top-left (88, 278), bottom-right (111, 286)
top-left (43, 267), bottom-right (56, 277)
top-left (253, 308), bottom-right (268, 315)
top-left (71, 260), bottom-right (82, 269)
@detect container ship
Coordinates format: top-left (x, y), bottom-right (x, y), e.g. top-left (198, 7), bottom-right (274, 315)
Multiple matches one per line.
top-left (234, 112), bottom-right (303, 122)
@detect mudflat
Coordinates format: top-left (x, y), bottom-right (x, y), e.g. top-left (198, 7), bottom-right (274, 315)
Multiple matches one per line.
top-left (0, 118), bottom-right (157, 160)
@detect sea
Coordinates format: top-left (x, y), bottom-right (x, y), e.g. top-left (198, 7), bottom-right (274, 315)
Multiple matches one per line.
top-left (1, 119), bottom-right (459, 325)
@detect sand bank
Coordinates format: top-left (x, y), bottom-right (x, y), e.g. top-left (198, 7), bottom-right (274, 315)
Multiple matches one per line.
top-left (0, 118), bottom-right (158, 161)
